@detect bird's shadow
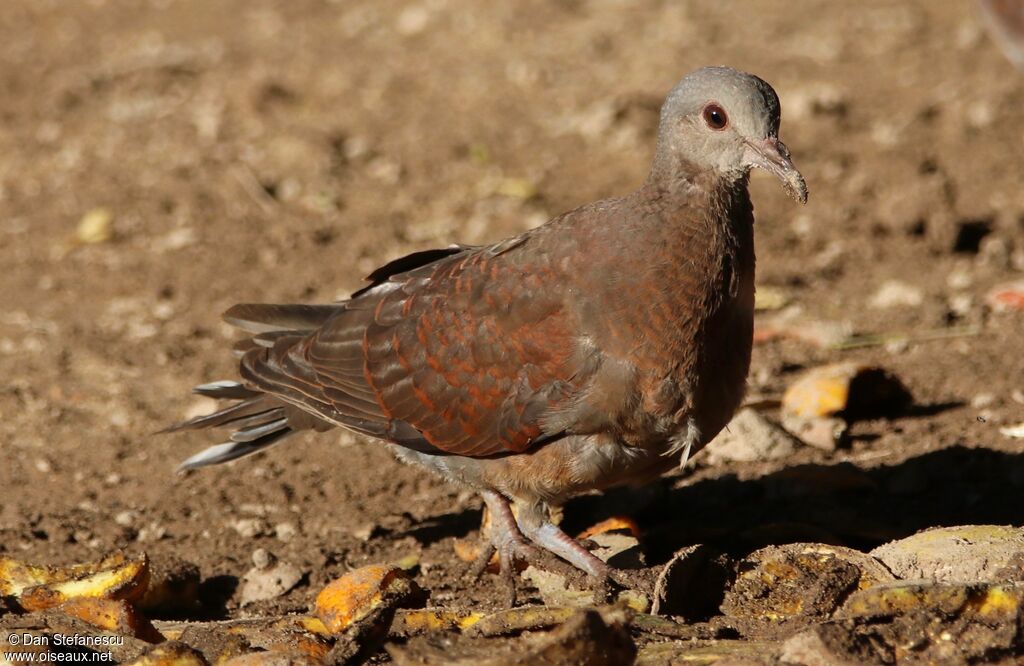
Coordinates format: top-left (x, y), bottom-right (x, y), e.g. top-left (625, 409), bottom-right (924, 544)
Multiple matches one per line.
top-left (563, 444), bottom-right (1024, 564)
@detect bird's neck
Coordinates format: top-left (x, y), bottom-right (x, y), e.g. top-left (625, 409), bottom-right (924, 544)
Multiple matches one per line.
top-left (636, 159), bottom-right (756, 301)
top-left (646, 156), bottom-right (748, 202)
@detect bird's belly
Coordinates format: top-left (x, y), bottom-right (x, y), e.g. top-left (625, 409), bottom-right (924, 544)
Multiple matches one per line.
top-left (691, 288), bottom-right (755, 445)
top-left (388, 434), bottom-right (675, 505)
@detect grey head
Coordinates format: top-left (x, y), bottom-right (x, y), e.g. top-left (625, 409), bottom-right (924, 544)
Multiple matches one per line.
top-left (653, 66), bottom-right (807, 203)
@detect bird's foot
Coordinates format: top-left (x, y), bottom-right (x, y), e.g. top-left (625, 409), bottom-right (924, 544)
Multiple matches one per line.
top-left (468, 490), bottom-right (553, 605)
top-left (468, 491), bottom-right (624, 606)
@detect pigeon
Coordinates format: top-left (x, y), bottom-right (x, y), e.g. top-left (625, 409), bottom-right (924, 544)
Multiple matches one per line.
top-left (166, 66), bottom-right (806, 603)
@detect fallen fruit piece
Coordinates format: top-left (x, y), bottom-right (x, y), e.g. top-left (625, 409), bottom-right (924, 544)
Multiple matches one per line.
top-left (391, 608), bottom-right (485, 636)
top-left (1, 552), bottom-right (149, 612)
top-left (222, 653), bottom-right (320, 666)
top-left (315, 565), bottom-right (420, 634)
top-left (154, 616), bottom-right (332, 658)
top-left (57, 597), bottom-right (162, 642)
top-left (838, 581), bottom-right (1024, 622)
top-left (754, 286), bottom-right (790, 311)
top-left (577, 516), bottom-right (640, 541)
top-left (466, 606), bottom-right (578, 637)
top-left (389, 606), bottom-right (635, 666)
top-left (721, 543), bottom-right (894, 627)
top-left (987, 281), bottom-right (1024, 311)
top-left (74, 208), bottom-right (114, 245)
top-left (782, 362), bottom-right (911, 420)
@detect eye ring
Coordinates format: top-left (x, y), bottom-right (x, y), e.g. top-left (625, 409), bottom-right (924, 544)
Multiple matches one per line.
top-left (702, 103), bottom-right (729, 131)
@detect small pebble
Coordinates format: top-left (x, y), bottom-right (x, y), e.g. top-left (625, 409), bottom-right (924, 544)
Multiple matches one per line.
top-left (275, 522), bottom-right (297, 542)
top-left (232, 518), bottom-right (270, 538)
top-left (252, 548), bottom-right (274, 570)
top-left (870, 280), bottom-right (923, 309)
top-left (971, 393), bottom-right (996, 408)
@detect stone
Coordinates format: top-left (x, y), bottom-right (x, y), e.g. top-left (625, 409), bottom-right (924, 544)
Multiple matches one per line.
top-left (706, 408), bottom-right (800, 464)
top-left (239, 561), bottom-right (304, 606)
top-left (868, 280), bottom-right (923, 309)
top-left (870, 525), bottom-right (1024, 583)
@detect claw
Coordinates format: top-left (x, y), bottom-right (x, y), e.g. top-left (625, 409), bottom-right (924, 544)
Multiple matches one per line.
top-left (467, 491), bottom-right (624, 606)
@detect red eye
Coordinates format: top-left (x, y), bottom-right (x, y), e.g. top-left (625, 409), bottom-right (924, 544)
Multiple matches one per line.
top-left (702, 103), bottom-right (728, 130)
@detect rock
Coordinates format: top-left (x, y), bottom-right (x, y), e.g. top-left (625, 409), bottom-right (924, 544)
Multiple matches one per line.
top-left (521, 565), bottom-right (645, 610)
top-left (239, 561), bottom-right (304, 606)
top-left (587, 531), bottom-right (645, 569)
top-left (274, 523), bottom-right (297, 542)
top-left (781, 415), bottom-right (846, 452)
top-left (525, 524), bottom-right (645, 607)
top-left (706, 408), bottom-right (800, 464)
top-left (971, 392), bottom-right (997, 408)
top-left (870, 525), bottom-right (1024, 583)
top-left (868, 280), bottom-right (923, 309)
top-left (521, 566), bottom-right (595, 608)
top-left (232, 518), bottom-right (271, 539)
top-left (652, 544), bottom-right (731, 621)
top-left (252, 549), bottom-right (274, 570)
top-left (1001, 423), bottom-right (1024, 439)
top-left (387, 606), bottom-right (635, 666)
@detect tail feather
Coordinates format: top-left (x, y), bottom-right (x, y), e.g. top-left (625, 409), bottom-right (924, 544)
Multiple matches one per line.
top-left (162, 395), bottom-right (280, 432)
top-left (192, 380), bottom-right (261, 400)
top-left (223, 303), bottom-right (344, 334)
top-left (169, 303), bottom-right (349, 471)
top-left (177, 428), bottom-right (294, 471)
top-left (229, 417), bottom-right (289, 442)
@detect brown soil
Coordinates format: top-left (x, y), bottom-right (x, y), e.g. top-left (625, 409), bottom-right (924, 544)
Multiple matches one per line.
top-left (2, 0), bottom-right (1022, 630)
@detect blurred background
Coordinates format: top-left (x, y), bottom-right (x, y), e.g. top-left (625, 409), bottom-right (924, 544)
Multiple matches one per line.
top-left (1, 0), bottom-right (1022, 615)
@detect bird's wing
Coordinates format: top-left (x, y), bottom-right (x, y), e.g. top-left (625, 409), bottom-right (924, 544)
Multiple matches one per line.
top-left (233, 232), bottom-right (595, 457)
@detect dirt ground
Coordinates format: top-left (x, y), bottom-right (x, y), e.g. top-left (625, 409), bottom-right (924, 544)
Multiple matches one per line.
top-left (1, 0), bottom-right (1023, 649)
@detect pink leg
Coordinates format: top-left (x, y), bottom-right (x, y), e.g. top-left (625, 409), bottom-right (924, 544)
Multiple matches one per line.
top-left (513, 502), bottom-right (613, 580)
top-left (468, 490), bottom-right (546, 606)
